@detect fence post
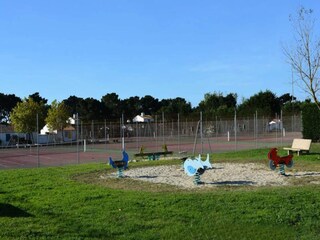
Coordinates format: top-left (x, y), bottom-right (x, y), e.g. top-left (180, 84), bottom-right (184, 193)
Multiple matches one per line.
top-left (234, 109), bottom-right (237, 151)
top-left (37, 113), bottom-right (39, 167)
top-left (104, 119), bottom-right (107, 150)
top-left (178, 113), bottom-right (180, 153)
top-left (76, 113), bottom-right (79, 164)
top-left (121, 113), bottom-right (125, 151)
top-left (162, 112), bottom-right (165, 148)
top-left (200, 111), bottom-right (203, 154)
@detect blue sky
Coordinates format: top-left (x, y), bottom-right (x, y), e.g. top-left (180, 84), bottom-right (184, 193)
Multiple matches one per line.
top-left (1, 0), bottom-right (319, 107)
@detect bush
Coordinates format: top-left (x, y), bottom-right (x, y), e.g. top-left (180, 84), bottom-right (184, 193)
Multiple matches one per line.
top-left (302, 103), bottom-right (320, 141)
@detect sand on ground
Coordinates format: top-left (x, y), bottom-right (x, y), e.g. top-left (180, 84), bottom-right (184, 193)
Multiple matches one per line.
top-left (104, 163), bottom-right (320, 189)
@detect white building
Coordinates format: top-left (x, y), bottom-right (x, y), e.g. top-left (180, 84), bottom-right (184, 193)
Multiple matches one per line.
top-left (132, 113), bottom-right (154, 123)
top-left (39, 117), bottom-right (76, 143)
top-left (267, 119), bottom-right (283, 131)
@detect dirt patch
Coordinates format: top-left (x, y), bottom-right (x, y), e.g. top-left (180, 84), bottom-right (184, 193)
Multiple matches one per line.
top-left (100, 163), bottom-right (320, 189)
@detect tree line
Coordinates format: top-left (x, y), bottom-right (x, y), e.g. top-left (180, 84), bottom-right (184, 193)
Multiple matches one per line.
top-left (1, 90), bottom-right (307, 124)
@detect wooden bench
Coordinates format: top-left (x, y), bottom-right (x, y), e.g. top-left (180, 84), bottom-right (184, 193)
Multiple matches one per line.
top-left (283, 139), bottom-right (312, 156)
top-left (134, 151), bottom-right (173, 160)
top-left (16, 143), bottom-right (31, 148)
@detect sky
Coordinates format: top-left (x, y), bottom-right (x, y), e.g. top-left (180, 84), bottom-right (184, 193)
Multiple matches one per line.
top-left (1, 0), bottom-right (319, 107)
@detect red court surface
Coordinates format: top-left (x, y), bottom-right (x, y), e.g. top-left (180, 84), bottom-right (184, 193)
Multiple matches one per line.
top-left (0, 132), bottom-right (301, 169)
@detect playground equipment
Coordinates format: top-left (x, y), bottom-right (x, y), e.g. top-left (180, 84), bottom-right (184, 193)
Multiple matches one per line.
top-left (192, 112), bottom-right (213, 155)
top-left (109, 151), bottom-right (129, 178)
top-left (267, 148), bottom-right (293, 175)
top-left (184, 154), bottom-right (212, 185)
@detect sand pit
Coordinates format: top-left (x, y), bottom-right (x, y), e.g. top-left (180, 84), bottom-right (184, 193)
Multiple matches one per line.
top-left (104, 163), bottom-right (320, 189)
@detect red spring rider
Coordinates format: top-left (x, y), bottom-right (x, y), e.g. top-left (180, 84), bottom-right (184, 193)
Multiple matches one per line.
top-left (267, 148), bottom-right (294, 175)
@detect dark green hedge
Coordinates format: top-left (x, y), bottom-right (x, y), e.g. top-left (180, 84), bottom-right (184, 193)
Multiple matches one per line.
top-left (302, 103), bottom-right (320, 141)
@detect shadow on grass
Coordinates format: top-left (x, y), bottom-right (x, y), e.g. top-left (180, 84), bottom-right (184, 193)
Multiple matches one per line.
top-left (207, 180), bottom-right (256, 186)
top-left (136, 175), bottom-right (157, 179)
top-left (297, 153), bottom-right (320, 157)
top-left (0, 203), bottom-right (33, 217)
top-left (288, 172), bottom-right (320, 177)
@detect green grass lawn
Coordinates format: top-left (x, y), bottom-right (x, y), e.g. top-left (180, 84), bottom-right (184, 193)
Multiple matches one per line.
top-left (1, 144), bottom-right (320, 239)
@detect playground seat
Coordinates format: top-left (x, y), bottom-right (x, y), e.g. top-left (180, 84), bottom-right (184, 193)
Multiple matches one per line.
top-left (283, 139), bottom-right (312, 156)
top-left (268, 148), bottom-right (293, 169)
top-left (134, 151), bottom-right (173, 158)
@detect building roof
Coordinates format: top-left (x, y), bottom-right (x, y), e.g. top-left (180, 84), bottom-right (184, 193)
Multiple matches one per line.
top-left (0, 124), bottom-right (14, 133)
top-left (132, 113), bottom-right (154, 123)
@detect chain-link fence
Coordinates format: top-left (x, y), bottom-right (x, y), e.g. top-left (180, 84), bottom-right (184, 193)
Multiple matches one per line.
top-left (0, 113), bottom-right (302, 169)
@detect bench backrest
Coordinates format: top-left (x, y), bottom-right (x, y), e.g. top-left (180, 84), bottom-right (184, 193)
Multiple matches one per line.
top-left (291, 139), bottom-right (312, 150)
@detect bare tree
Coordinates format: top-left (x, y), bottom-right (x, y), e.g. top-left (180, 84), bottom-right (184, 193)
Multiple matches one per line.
top-left (283, 7), bottom-right (320, 110)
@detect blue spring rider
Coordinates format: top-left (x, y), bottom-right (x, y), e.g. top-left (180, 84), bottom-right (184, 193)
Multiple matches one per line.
top-left (184, 154), bottom-right (212, 185)
top-left (109, 151), bottom-right (129, 178)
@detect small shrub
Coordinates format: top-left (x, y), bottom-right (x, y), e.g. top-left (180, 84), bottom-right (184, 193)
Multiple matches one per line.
top-left (302, 103), bottom-right (320, 141)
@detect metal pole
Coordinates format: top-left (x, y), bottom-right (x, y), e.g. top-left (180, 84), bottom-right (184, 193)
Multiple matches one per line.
top-left (254, 111), bottom-right (257, 149)
top-left (162, 111), bottom-right (165, 147)
top-left (104, 119), bottom-right (107, 150)
top-left (292, 68), bottom-right (295, 133)
top-left (119, 117), bottom-right (121, 150)
top-left (155, 115), bottom-right (158, 152)
top-left (122, 113), bottom-right (125, 151)
top-left (178, 113), bottom-right (180, 153)
top-left (256, 111), bottom-right (258, 148)
top-left (37, 113), bottom-right (39, 167)
top-left (234, 109), bottom-right (237, 151)
top-left (192, 120), bottom-right (200, 155)
top-left (200, 112), bottom-right (203, 154)
top-left (81, 120), bottom-right (83, 142)
top-left (215, 115), bottom-right (218, 142)
top-left (76, 113), bottom-right (79, 164)
top-left (136, 121), bottom-right (139, 151)
top-left (281, 110), bottom-right (283, 145)
top-left (275, 113), bottom-right (278, 144)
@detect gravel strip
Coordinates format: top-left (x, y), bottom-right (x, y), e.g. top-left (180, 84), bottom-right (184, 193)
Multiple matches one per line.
top-left (105, 163), bottom-right (308, 189)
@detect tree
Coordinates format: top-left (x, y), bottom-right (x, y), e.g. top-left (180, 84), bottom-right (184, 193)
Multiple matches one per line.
top-left (283, 7), bottom-right (320, 110)
top-left (62, 95), bottom-right (85, 116)
top-left (0, 93), bottom-right (21, 124)
top-left (238, 90), bottom-right (280, 117)
top-left (28, 92), bottom-right (48, 105)
top-left (101, 93), bottom-right (121, 120)
top-left (198, 92), bottom-right (223, 112)
top-left (278, 93), bottom-right (296, 105)
top-left (282, 100), bottom-right (303, 115)
top-left (140, 95), bottom-right (160, 114)
top-left (301, 102), bottom-right (320, 141)
top-left (81, 98), bottom-right (104, 121)
top-left (224, 93), bottom-right (238, 108)
top-left (197, 92), bottom-right (237, 117)
top-left (158, 97), bottom-right (192, 118)
top-left (45, 100), bottom-right (70, 133)
top-left (278, 93), bottom-right (300, 115)
top-left (28, 92), bottom-right (50, 117)
top-left (10, 97), bottom-right (46, 142)
top-left (121, 96), bottom-right (141, 120)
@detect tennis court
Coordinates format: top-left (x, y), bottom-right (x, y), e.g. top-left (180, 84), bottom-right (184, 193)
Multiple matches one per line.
top-left (0, 130), bottom-right (301, 169)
